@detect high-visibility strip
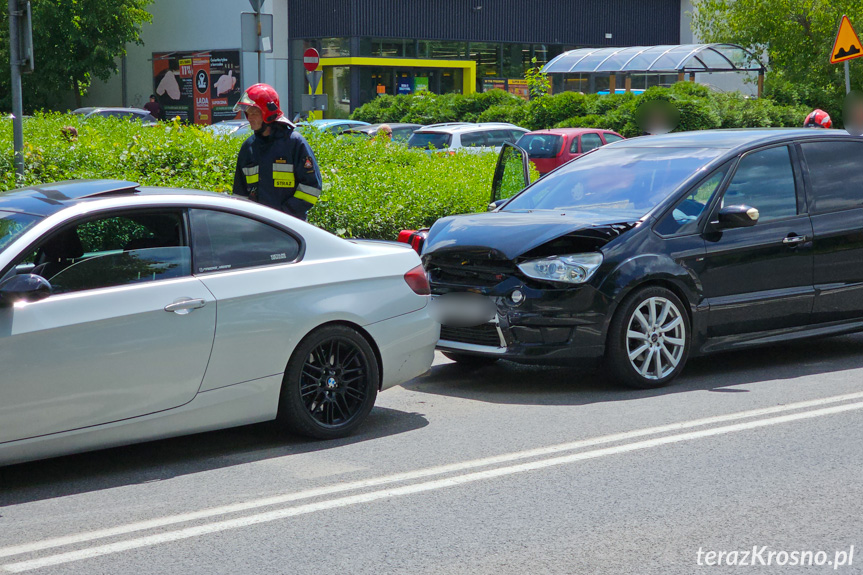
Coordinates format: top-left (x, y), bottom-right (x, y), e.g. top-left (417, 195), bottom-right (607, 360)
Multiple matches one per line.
top-left (295, 184), bottom-right (322, 204)
top-left (272, 163), bottom-right (294, 172)
top-left (273, 172), bottom-right (296, 188)
top-left (242, 166), bottom-right (259, 185)
top-left (297, 184), bottom-right (321, 198)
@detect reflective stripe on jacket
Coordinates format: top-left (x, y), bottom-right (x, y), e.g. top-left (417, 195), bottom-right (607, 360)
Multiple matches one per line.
top-left (232, 124), bottom-right (323, 220)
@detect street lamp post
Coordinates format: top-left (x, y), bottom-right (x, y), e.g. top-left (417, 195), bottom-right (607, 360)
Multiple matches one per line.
top-left (7, 0), bottom-right (25, 181)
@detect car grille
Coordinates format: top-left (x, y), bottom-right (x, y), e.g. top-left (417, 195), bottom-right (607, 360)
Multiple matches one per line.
top-left (440, 323), bottom-right (503, 347)
top-left (426, 250), bottom-right (516, 288)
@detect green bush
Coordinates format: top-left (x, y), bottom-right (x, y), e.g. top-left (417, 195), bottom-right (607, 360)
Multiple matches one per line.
top-left (350, 82), bottom-right (809, 134)
top-left (352, 89), bottom-right (525, 126)
top-left (522, 91), bottom-right (593, 130)
top-left (0, 113), bottom-right (500, 240)
top-left (477, 103), bottom-right (527, 124)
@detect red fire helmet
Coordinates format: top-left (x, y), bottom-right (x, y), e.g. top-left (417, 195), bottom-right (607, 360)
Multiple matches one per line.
top-left (804, 109), bottom-right (833, 129)
top-left (234, 83), bottom-right (287, 125)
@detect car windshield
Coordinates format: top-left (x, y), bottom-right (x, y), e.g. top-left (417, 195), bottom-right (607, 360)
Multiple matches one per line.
top-left (408, 132), bottom-right (452, 150)
top-left (503, 146), bottom-right (724, 214)
top-left (516, 134), bottom-right (563, 158)
top-left (0, 212), bottom-right (41, 254)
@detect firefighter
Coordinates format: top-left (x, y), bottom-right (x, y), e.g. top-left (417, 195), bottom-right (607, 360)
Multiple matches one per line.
top-left (232, 83), bottom-right (322, 220)
top-left (803, 109), bottom-right (833, 129)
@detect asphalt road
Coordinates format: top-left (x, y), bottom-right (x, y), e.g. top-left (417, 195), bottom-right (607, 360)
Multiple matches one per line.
top-left (2, 334), bottom-right (862, 574)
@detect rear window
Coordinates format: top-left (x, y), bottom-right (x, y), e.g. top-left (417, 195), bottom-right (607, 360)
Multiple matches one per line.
top-left (515, 134), bottom-right (563, 159)
top-left (604, 133), bottom-right (624, 144)
top-left (801, 141), bottom-right (863, 213)
top-left (408, 132), bottom-right (453, 150)
top-left (580, 133), bottom-right (603, 153)
top-left (460, 132), bottom-right (487, 147)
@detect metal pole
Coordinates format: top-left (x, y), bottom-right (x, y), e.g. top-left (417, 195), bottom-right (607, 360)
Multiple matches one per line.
top-left (8, 0), bottom-right (25, 181)
top-left (845, 60), bottom-right (851, 94)
top-left (255, 10), bottom-right (263, 83)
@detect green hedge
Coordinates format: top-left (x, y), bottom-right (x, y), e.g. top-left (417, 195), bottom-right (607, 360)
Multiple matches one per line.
top-left (351, 82), bottom-right (810, 135)
top-left (0, 114), bottom-right (500, 239)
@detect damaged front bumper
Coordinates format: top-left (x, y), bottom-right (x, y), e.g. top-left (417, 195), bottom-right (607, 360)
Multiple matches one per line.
top-left (434, 276), bottom-right (608, 366)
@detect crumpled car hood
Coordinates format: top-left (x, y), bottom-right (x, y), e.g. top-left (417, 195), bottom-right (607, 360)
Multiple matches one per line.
top-left (423, 210), bottom-right (640, 260)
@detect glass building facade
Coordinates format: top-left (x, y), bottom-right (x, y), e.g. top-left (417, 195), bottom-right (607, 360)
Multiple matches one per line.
top-left (285, 0), bottom-right (684, 118)
top-left (289, 38), bottom-right (571, 118)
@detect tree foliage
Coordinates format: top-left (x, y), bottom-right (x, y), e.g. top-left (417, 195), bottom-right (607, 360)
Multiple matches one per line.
top-left (524, 56), bottom-right (550, 99)
top-left (1, 0), bottom-right (153, 111)
top-left (691, 0), bottom-right (863, 114)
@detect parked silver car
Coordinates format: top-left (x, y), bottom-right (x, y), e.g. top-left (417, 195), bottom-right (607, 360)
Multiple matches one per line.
top-left (0, 180), bottom-right (437, 465)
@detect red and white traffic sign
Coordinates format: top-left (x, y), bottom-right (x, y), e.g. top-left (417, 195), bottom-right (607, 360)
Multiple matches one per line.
top-left (303, 48), bottom-right (320, 72)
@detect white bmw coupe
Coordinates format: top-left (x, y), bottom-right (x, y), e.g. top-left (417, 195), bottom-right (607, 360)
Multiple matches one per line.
top-left (0, 180), bottom-right (438, 466)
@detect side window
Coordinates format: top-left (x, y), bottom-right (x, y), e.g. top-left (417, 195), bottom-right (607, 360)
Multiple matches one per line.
top-left (569, 136), bottom-right (580, 154)
top-left (580, 133), bottom-right (603, 153)
top-left (722, 146), bottom-right (798, 221)
top-left (190, 209), bottom-right (301, 273)
top-left (800, 141), bottom-right (863, 213)
top-left (509, 130), bottom-right (526, 142)
top-left (486, 129), bottom-right (514, 146)
top-left (655, 163), bottom-right (730, 236)
top-left (603, 133), bottom-right (624, 144)
top-left (460, 132), bottom-right (487, 147)
top-left (25, 210), bottom-right (189, 294)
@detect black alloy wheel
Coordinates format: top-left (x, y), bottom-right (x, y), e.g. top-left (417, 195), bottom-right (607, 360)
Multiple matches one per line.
top-left (605, 286), bottom-right (690, 389)
top-left (278, 325), bottom-right (379, 439)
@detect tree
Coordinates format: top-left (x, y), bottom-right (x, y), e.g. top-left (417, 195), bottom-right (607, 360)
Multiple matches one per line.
top-left (691, 0), bottom-right (863, 115)
top-left (1, 0), bottom-right (152, 111)
top-left (524, 57), bottom-right (550, 99)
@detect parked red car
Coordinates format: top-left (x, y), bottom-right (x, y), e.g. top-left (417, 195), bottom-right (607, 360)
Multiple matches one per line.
top-left (515, 128), bottom-right (624, 175)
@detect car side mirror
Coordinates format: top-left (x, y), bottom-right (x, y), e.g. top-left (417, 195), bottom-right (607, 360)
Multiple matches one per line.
top-left (491, 142), bottom-right (530, 205)
top-left (0, 274), bottom-right (52, 306)
top-left (714, 205), bottom-right (759, 229)
top-left (488, 199), bottom-right (509, 211)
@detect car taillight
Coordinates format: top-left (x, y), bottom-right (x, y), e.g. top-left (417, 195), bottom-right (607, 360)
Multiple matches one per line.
top-left (404, 264), bottom-right (430, 295)
top-left (397, 229), bottom-right (428, 254)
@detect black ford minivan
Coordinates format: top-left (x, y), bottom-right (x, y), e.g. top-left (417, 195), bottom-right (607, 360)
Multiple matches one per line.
top-left (424, 129), bottom-right (863, 389)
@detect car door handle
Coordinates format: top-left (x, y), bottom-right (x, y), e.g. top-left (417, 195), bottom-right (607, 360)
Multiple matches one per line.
top-left (782, 235), bottom-right (808, 245)
top-left (164, 298), bottom-right (207, 314)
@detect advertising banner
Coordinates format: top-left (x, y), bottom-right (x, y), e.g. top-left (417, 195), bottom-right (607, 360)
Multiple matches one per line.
top-left (482, 79), bottom-right (506, 92)
top-left (153, 50), bottom-right (242, 124)
top-left (397, 75), bottom-right (414, 95)
top-left (507, 79), bottom-right (530, 100)
top-left (415, 77), bottom-right (429, 93)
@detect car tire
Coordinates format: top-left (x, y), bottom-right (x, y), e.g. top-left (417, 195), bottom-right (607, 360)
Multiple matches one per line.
top-left (278, 325), bottom-right (379, 440)
top-left (441, 351), bottom-right (500, 367)
top-left (605, 286), bottom-right (690, 389)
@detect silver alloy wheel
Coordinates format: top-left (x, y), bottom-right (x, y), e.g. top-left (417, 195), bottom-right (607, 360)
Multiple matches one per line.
top-left (625, 296), bottom-right (686, 380)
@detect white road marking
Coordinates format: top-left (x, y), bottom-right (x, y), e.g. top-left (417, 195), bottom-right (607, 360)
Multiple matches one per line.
top-left (4, 395), bottom-right (863, 572)
top-left (2, 390), bottom-right (863, 563)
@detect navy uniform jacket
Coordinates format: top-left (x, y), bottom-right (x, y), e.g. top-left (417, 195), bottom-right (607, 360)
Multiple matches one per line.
top-left (232, 124), bottom-right (323, 220)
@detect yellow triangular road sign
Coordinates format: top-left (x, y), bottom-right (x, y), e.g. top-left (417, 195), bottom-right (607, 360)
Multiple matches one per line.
top-left (831, 15), bottom-right (863, 64)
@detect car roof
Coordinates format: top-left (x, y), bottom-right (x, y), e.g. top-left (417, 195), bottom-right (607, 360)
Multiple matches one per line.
top-left (77, 107), bottom-right (150, 114)
top-left (0, 179), bottom-right (222, 218)
top-left (614, 128), bottom-right (856, 149)
top-left (305, 119), bottom-right (369, 127)
top-left (417, 122), bottom-right (526, 134)
top-left (347, 123), bottom-right (421, 133)
top-left (523, 128), bottom-right (618, 136)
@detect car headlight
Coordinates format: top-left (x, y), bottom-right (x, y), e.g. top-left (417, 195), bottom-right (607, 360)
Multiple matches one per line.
top-left (517, 253), bottom-right (603, 285)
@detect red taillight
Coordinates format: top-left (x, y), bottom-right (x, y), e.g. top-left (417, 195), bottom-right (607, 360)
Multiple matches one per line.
top-left (404, 264), bottom-right (430, 295)
top-left (396, 229), bottom-right (428, 254)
